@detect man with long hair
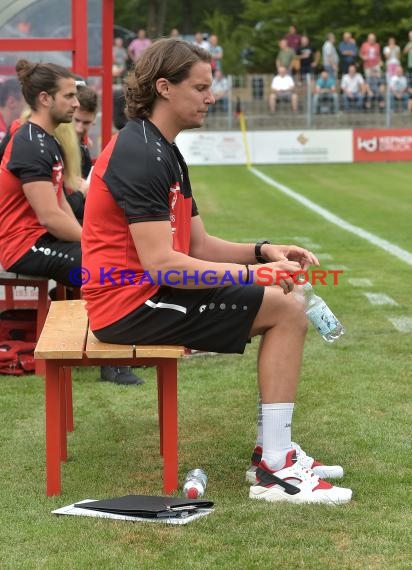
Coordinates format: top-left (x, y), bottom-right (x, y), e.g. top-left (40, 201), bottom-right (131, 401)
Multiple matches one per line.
top-left (82, 39), bottom-right (352, 504)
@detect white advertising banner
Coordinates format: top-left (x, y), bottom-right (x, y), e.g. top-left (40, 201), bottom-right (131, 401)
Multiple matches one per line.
top-left (177, 130), bottom-right (353, 165)
top-left (249, 130), bottom-right (353, 164)
top-left (176, 131), bottom-right (246, 165)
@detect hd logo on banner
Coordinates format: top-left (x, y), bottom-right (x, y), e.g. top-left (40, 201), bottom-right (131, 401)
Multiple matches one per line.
top-left (354, 129), bottom-right (412, 162)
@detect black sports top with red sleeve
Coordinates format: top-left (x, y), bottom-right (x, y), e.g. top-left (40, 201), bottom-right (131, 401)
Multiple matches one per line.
top-left (81, 118), bottom-right (198, 330)
top-left (0, 121), bottom-right (65, 269)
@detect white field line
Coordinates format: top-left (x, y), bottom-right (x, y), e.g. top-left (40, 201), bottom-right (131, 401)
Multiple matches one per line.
top-left (348, 278), bottom-right (373, 287)
top-left (388, 317), bottom-right (412, 332)
top-left (316, 253), bottom-right (334, 261)
top-left (363, 293), bottom-right (398, 306)
top-left (326, 264), bottom-right (350, 271)
top-left (250, 167), bottom-right (412, 266)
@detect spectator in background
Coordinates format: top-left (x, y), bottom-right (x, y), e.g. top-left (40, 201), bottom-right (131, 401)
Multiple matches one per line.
top-left (296, 35), bottom-right (318, 81)
top-left (16, 19), bottom-right (31, 36)
top-left (284, 26), bottom-right (302, 82)
top-left (209, 34), bottom-right (223, 73)
top-left (322, 33), bottom-right (339, 78)
top-left (284, 25), bottom-right (301, 53)
top-left (269, 65), bottom-right (298, 113)
top-left (364, 67), bottom-right (385, 112)
top-left (383, 37), bottom-right (401, 79)
top-left (128, 29), bottom-right (152, 64)
top-left (359, 33), bottom-right (382, 78)
top-left (276, 39), bottom-right (295, 74)
top-left (312, 69), bottom-right (339, 114)
top-left (112, 37), bottom-right (128, 84)
top-left (389, 65), bottom-right (409, 112)
top-left (0, 78), bottom-right (26, 142)
top-left (169, 28), bottom-right (182, 39)
top-left (402, 31), bottom-right (412, 84)
top-left (193, 32), bottom-right (210, 51)
top-left (341, 64), bottom-right (365, 110)
top-left (211, 69), bottom-right (230, 112)
top-left (408, 75), bottom-right (412, 113)
top-left (338, 32), bottom-right (358, 75)
top-left (73, 85), bottom-right (98, 180)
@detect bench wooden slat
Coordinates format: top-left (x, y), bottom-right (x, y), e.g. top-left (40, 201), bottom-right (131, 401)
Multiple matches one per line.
top-left (35, 300), bottom-right (88, 359)
top-left (86, 329), bottom-right (134, 358)
top-left (0, 271), bottom-right (49, 280)
top-left (134, 345), bottom-right (186, 358)
top-left (86, 329), bottom-right (185, 359)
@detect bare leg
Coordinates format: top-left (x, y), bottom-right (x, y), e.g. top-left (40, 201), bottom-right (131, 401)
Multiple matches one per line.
top-left (268, 92), bottom-right (277, 113)
top-left (250, 287), bottom-right (307, 403)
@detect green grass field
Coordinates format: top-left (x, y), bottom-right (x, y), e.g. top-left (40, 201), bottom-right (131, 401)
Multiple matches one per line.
top-left (1, 162), bottom-right (411, 569)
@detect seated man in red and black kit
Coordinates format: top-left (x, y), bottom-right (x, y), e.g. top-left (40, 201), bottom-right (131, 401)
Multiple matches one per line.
top-left (0, 59), bottom-right (141, 385)
top-left (81, 39), bottom-right (353, 504)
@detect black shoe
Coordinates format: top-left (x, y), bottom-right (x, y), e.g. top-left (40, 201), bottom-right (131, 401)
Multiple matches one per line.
top-left (100, 366), bottom-right (145, 385)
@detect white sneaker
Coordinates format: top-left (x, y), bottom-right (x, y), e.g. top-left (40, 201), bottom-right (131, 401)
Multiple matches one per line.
top-left (292, 441), bottom-right (344, 479)
top-left (249, 450), bottom-right (352, 505)
top-left (245, 443), bottom-right (344, 483)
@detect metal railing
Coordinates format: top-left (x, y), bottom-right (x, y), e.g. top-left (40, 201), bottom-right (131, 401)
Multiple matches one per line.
top-left (204, 73), bottom-right (412, 131)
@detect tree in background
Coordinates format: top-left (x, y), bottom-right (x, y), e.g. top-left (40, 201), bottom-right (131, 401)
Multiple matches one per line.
top-left (115, 0), bottom-right (412, 74)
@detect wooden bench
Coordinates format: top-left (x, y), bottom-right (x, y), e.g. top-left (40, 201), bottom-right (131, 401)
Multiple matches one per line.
top-left (34, 299), bottom-right (185, 496)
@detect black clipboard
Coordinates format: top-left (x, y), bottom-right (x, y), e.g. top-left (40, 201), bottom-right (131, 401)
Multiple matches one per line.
top-left (75, 495), bottom-right (214, 519)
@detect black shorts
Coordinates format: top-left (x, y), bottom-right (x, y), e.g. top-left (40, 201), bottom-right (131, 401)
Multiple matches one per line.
top-left (7, 233), bottom-right (81, 288)
top-left (93, 284), bottom-right (265, 354)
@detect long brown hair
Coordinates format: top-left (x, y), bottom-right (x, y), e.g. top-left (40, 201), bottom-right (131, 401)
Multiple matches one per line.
top-left (125, 38), bottom-right (211, 119)
top-left (15, 59), bottom-right (74, 111)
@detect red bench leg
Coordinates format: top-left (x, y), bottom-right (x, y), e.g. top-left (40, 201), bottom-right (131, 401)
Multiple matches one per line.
top-left (157, 359), bottom-right (178, 494)
top-left (59, 367), bottom-right (67, 462)
top-left (35, 280), bottom-right (49, 376)
top-left (65, 368), bottom-right (74, 432)
top-left (45, 360), bottom-right (62, 496)
top-left (157, 368), bottom-right (164, 457)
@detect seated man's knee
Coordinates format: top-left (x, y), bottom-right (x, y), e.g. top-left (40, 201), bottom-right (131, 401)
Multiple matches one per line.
top-left (252, 287), bottom-right (308, 335)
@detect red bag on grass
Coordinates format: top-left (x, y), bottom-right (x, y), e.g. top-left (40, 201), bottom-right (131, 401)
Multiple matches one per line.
top-left (0, 309), bottom-right (37, 342)
top-left (0, 340), bottom-right (36, 375)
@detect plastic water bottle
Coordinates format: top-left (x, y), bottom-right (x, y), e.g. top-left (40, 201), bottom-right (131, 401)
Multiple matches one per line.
top-left (295, 281), bottom-right (345, 343)
top-left (182, 468), bottom-right (208, 499)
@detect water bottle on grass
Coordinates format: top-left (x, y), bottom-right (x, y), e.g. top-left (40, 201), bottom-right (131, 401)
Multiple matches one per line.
top-left (183, 468), bottom-right (208, 499)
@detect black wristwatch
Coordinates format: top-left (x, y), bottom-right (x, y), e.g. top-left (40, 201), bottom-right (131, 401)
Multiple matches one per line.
top-left (255, 240), bottom-right (272, 263)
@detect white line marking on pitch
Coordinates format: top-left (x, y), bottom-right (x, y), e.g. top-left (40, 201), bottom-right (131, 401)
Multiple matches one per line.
top-left (250, 168), bottom-right (412, 266)
top-left (388, 317), bottom-right (412, 332)
top-left (348, 278), bottom-right (373, 287)
top-left (363, 293), bottom-right (398, 306)
top-left (291, 236), bottom-right (322, 249)
top-left (326, 264), bottom-right (350, 271)
top-left (317, 253), bottom-right (334, 261)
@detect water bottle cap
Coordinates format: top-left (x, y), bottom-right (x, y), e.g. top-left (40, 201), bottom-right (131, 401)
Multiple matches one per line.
top-left (186, 487), bottom-right (199, 499)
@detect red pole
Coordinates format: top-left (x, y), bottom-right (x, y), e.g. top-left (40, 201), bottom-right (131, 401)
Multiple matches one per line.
top-left (72, 0), bottom-right (88, 78)
top-left (101, 0), bottom-right (114, 149)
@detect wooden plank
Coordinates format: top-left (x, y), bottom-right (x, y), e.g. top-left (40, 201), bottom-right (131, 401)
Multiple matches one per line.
top-left (35, 300), bottom-right (87, 359)
top-left (86, 329), bottom-right (134, 358)
top-left (87, 329), bottom-right (185, 359)
top-left (135, 345), bottom-right (185, 358)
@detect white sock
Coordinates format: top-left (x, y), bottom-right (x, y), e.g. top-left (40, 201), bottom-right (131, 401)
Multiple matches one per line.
top-left (262, 403), bottom-right (294, 470)
top-left (256, 395), bottom-right (263, 447)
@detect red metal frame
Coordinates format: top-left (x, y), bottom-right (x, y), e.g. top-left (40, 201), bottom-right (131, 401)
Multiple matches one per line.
top-left (45, 357), bottom-right (178, 496)
top-left (0, 0), bottom-right (113, 149)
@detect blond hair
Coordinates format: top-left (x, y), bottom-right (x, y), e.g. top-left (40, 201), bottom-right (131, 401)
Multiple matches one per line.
top-left (54, 122), bottom-right (81, 190)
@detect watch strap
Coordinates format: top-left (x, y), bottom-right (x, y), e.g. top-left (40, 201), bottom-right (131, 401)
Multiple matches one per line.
top-left (255, 240), bottom-right (271, 263)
